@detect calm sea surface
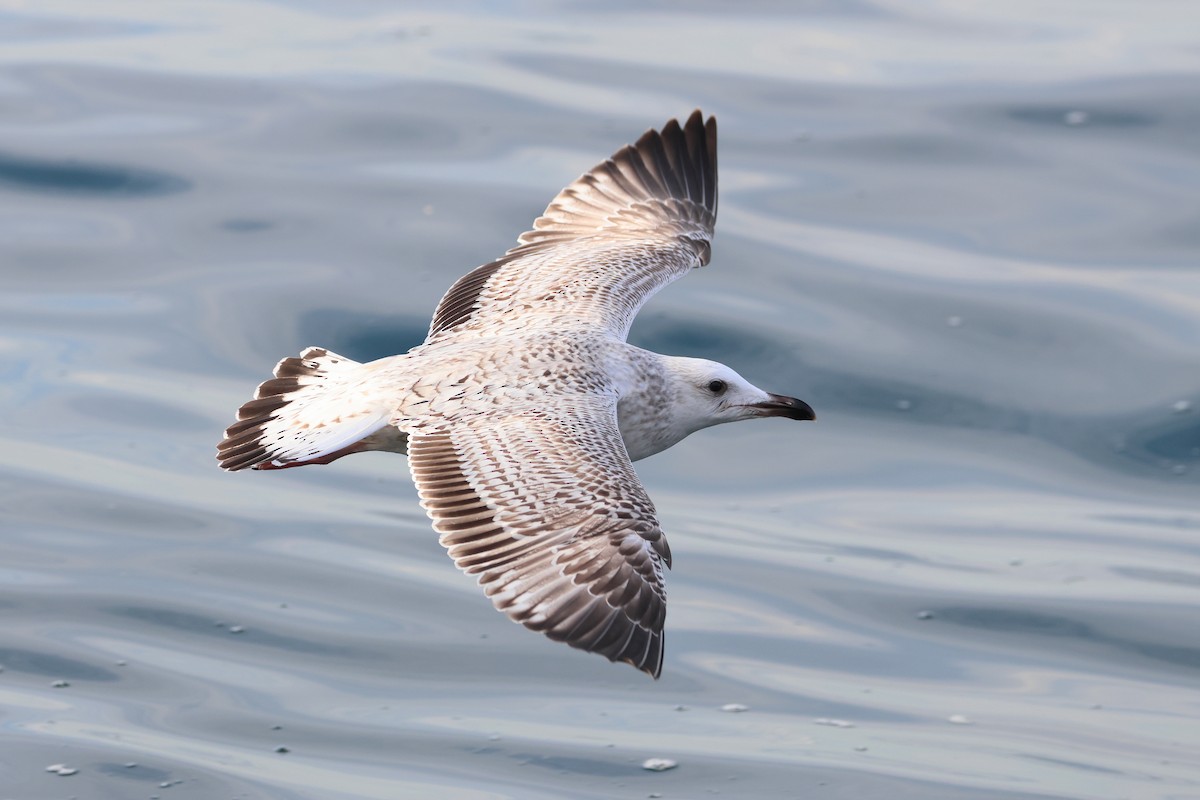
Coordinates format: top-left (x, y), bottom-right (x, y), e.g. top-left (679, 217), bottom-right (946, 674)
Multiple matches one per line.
top-left (2, 3), bottom-right (1199, 798)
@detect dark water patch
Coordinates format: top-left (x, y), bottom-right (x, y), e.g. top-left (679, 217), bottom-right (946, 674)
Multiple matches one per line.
top-left (953, 83), bottom-right (1200, 160)
top-left (1006, 107), bottom-right (1157, 130)
top-left (1111, 567), bottom-right (1200, 589)
top-left (0, 151), bottom-right (190, 197)
top-left (1020, 754), bottom-right (1127, 776)
top-left (1129, 413), bottom-right (1200, 462)
top-left (298, 308), bottom-right (429, 362)
top-left (95, 761), bottom-right (172, 782)
top-left (0, 647), bottom-right (119, 681)
top-left (938, 607), bottom-right (1092, 638)
top-left (931, 606), bottom-right (1200, 672)
top-left (833, 544), bottom-right (934, 565)
top-left (513, 753), bottom-right (643, 777)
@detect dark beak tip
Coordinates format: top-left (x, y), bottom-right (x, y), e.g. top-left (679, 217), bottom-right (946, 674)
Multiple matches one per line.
top-left (762, 394), bottom-right (815, 422)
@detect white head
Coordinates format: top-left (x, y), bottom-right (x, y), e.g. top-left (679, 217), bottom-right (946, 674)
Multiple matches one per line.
top-left (618, 355), bottom-right (814, 461)
top-left (664, 355), bottom-right (814, 428)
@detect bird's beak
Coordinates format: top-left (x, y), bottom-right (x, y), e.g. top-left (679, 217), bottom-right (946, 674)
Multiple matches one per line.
top-left (749, 393), bottom-right (816, 421)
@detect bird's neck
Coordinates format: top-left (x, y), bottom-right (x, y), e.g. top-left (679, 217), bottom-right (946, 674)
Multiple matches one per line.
top-left (615, 348), bottom-right (706, 462)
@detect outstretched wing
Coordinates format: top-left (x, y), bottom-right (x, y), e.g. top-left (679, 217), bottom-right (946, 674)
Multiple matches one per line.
top-left (427, 110), bottom-right (717, 342)
top-left (407, 398), bottom-right (672, 677)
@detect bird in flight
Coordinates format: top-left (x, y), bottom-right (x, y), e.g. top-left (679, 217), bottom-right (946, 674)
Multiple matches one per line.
top-left (217, 111), bottom-right (814, 677)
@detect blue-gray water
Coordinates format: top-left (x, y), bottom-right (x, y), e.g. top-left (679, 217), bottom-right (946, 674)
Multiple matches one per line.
top-left (2, 3), bottom-right (1199, 799)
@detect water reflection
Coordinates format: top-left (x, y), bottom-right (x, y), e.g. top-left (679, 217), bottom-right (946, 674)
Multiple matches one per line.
top-left (0, 151), bottom-right (190, 196)
top-left (0, 648), bottom-right (119, 681)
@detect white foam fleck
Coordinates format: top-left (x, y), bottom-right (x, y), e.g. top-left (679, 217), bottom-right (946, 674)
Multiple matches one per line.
top-left (815, 717), bottom-right (855, 728)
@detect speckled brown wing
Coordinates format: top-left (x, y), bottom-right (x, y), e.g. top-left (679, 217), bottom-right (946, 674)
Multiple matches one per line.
top-left (427, 110), bottom-right (717, 343)
top-left (407, 398), bottom-right (672, 677)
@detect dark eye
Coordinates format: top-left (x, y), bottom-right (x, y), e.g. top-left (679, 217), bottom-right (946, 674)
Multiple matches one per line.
top-left (707, 379), bottom-right (727, 395)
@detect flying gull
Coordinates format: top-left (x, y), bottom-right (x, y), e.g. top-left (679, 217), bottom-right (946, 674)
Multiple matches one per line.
top-left (217, 111), bottom-right (814, 677)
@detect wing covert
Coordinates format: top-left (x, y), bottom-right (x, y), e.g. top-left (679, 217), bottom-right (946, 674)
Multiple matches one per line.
top-left (406, 398), bottom-right (672, 677)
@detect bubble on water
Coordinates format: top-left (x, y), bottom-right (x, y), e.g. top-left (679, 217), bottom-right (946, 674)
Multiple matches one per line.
top-left (674, 704), bottom-right (688, 711)
top-left (814, 718), bottom-right (854, 728)
top-left (895, 399), bottom-right (912, 411)
top-left (1009, 559), bottom-right (1023, 567)
top-left (46, 763), bottom-right (78, 776)
top-left (945, 315), bottom-right (963, 328)
top-left (228, 625), bottom-right (245, 634)
top-left (115, 660), bottom-right (127, 666)
top-left (854, 746), bottom-right (869, 752)
top-left (1172, 400), bottom-right (1191, 414)
top-left (51, 679), bottom-right (70, 688)
top-left (1063, 110), bottom-right (1089, 126)
top-left (916, 610), bottom-right (934, 620)
top-left (948, 714), bottom-right (972, 725)
top-left (720, 703), bottom-right (749, 713)
top-left (641, 758), bottom-right (677, 772)
top-left (487, 734), bottom-right (501, 741)
top-left (125, 762), bottom-right (138, 768)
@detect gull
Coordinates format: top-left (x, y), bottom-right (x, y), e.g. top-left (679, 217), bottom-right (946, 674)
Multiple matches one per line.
top-left (217, 111), bottom-right (814, 677)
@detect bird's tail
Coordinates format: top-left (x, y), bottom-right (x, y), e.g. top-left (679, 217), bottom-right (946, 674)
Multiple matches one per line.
top-left (217, 347), bottom-right (406, 471)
